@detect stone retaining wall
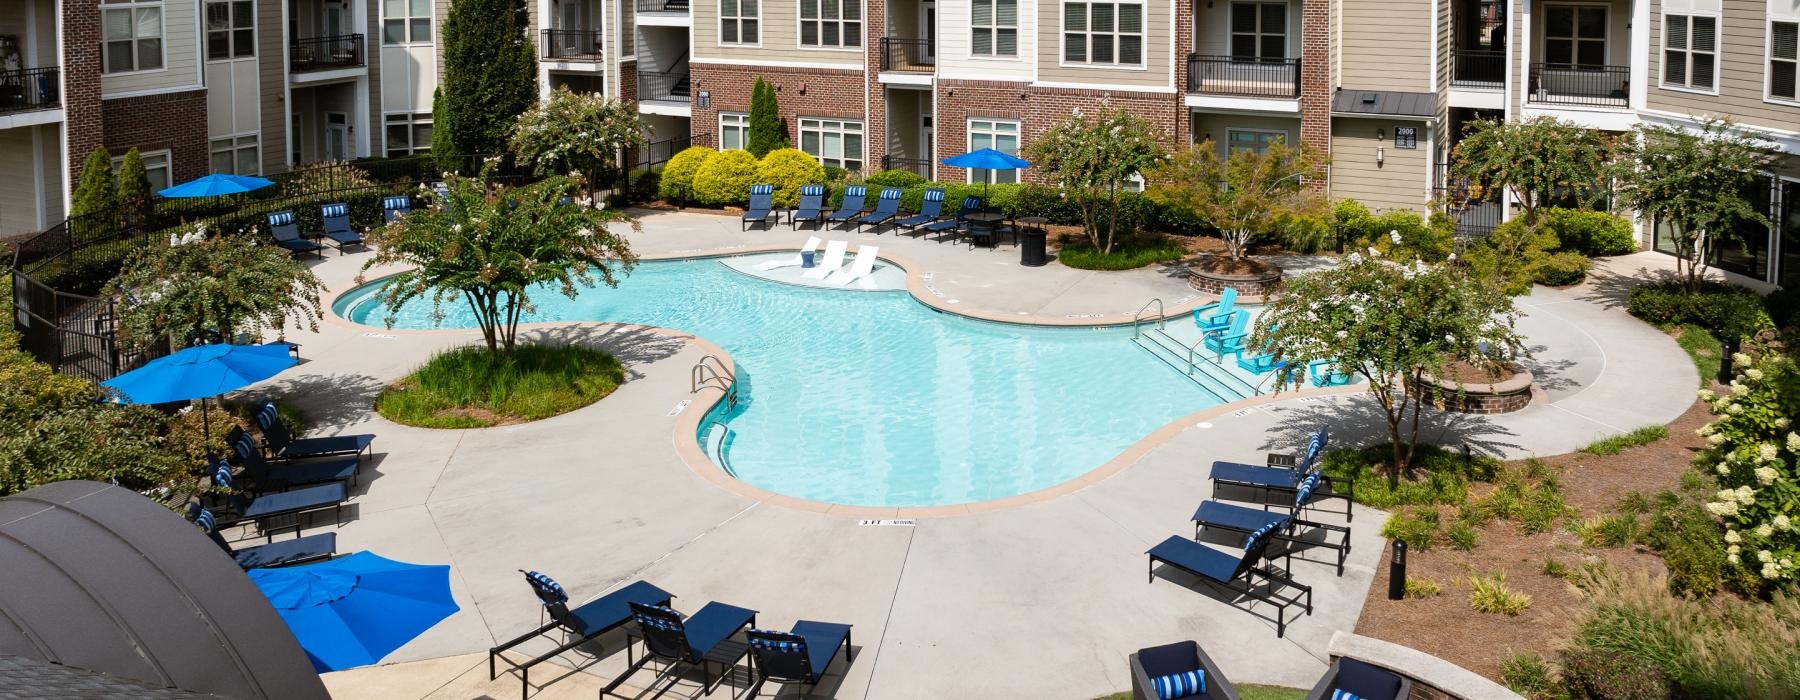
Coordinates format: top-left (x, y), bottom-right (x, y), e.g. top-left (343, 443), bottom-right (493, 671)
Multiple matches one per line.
top-left (1407, 366), bottom-right (1536, 414)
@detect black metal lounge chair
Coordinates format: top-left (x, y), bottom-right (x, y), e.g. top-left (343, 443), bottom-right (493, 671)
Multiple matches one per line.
top-left (1146, 519), bottom-right (1314, 637)
top-left (746, 622), bottom-right (854, 697)
top-left (382, 194), bottom-right (412, 222)
top-left (266, 211), bottom-right (324, 258)
top-left (742, 184), bottom-right (777, 231)
top-left (253, 398), bottom-right (375, 463)
top-left (1209, 426), bottom-right (1354, 521)
top-left (1129, 640), bottom-right (1240, 700)
top-left (207, 460), bottom-right (347, 543)
top-left (227, 428), bottom-right (360, 491)
top-left (894, 188), bottom-right (946, 235)
top-left (926, 196), bottom-right (983, 243)
top-left (487, 572), bottom-right (674, 700)
top-left (190, 505), bottom-right (336, 569)
top-left (855, 187), bottom-right (903, 233)
top-left (1192, 471), bottom-right (1351, 575)
top-left (601, 600), bottom-right (758, 697)
top-left (825, 185), bottom-right (868, 227)
top-left (789, 184), bottom-right (827, 230)
top-left (1303, 657), bottom-right (1413, 700)
top-left (319, 202), bottom-right (364, 253)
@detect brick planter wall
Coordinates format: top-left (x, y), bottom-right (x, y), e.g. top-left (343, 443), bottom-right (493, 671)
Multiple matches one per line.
top-left (687, 64), bottom-right (864, 149)
top-left (1187, 262), bottom-right (1284, 299)
top-left (101, 90), bottom-right (212, 184)
top-left (1407, 367), bottom-right (1536, 414)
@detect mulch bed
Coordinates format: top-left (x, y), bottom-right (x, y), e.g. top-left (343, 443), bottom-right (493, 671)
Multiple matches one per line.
top-left (1435, 359), bottom-right (1519, 384)
top-left (1351, 399), bottom-right (1713, 681)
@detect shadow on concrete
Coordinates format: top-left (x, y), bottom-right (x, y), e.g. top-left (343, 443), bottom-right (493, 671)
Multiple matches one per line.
top-left (1257, 395), bottom-right (1523, 459)
top-left (1519, 344), bottom-right (1582, 394)
top-left (1575, 263), bottom-right (1680, 310)
top-left (253, 372), bottom-right (387, 431)
top-left (524, 325), bottom-right (687, 379)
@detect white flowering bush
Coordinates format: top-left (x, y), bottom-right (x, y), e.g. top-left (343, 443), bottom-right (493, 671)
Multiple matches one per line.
top-left (509, 86), bottom-right (646, 194)
top-left (1697, 338), bottom-right (1800, 591)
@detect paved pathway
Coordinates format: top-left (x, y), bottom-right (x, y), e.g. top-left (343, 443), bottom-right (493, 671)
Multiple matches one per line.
top-left (236, 213), bottom-right (1696, 699)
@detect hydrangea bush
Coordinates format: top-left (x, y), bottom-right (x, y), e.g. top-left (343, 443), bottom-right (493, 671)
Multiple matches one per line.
top-left (1697, 337), bottom-right (1800, 591)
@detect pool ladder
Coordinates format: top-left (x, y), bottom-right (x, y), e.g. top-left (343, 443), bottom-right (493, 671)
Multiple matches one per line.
top-left (691, 355), bottom-right (738, 409)
top-left (1128, 297), bottom-right (1260, 402)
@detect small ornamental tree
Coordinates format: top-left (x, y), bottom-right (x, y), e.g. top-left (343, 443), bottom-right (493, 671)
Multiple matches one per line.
top-left (1451, 117), bottom-right (1611, 226)
top-left (1697, 335), bottom-right (1800, 593)
top-left (509, 86), bottom-right (647, 197)
top-left (438, 0), bottom-right (537, 163)
top-left (104, 236), bottom-right (326, 350)
top-left (1252, 254), bottom-right (1526, 487)
top-left (359, 174), bottom-right (640, 353)
top-left (747, 77), bottom-right (788, 157)
top-left (1612, 118), bottom-right (1775, 292)
top-left (116, 147), bottom-right (154, 228)
top-left (1028, 105), bottom-right (1167, 254)
top-left (72, 146), bottom-right (119, 220)
top-left (1149, 139), bottom-right (1327, 261)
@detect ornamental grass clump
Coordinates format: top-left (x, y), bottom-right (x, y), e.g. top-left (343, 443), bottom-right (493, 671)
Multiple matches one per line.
top-left (1468, 573), bottom-right (1532, 615)
top-left (1696, 335), bottom-right (1800, 595)
top-left (1567, 569), bottom-right (1800, 696)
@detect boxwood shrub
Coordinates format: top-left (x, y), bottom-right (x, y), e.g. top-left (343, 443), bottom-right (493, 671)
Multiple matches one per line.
top-left (753, 148), bottom-right (826, 208)
top-left (1542, 207), bottom-right (1637, 256)
top-left (657, 146), bottom-right (714, 203)
top-left (1625, 280), bottom-right (1772, 340)
top-left (691, 149), bottom-right (760, 206)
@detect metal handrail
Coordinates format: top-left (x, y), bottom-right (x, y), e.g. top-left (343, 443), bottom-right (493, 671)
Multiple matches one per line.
top-left (691, 354), bottom-right (737, 407)
top-left (1131, 298), bottom-right (1164, 338)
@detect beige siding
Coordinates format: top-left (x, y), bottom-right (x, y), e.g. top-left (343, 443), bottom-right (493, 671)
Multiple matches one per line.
top-left (258, 0), bottom-right (287, 173)
top-left (39, 124), bottom-right (62, 224)
top-left (693, 0), bottom-right (865, 65)
top-left (1339, 0), bottom-right (1433, 91)
top-left (0, 128), bottom-right (40, 237)
top-left (1036, 0), bottom-right (1172, 88)
top-left (101, 0), bottom-right (204, 96)
top-left (1330, 117), bottom-right (1431, 211)
top-left (1645, 0), bottom-right (1800, 130)
top-left (939, 0), bottom-right (1037, 81)
top-left (1187, 112), bottom-right (1300, 155)
top-left (1, 1), bottom-right (61, 68)
top-left (1433, 0), bottom-right (1449, 157)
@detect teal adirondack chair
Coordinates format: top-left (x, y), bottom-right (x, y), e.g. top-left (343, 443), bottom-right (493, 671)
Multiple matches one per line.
top-left (1309, 359), bottom-right (1355, 386)
top-left (1192, 288), bottom-right (1239, 332)
top-left (1203, 310), bottom-right (1251, 359)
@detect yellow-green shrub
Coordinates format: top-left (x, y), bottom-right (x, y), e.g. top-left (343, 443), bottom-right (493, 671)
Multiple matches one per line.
top-left (657, 146), bottom-right (714, 202)
top-left (755, 148), bottom-right (826, 208)
top-left (692, 149), bottom-right (760, 206)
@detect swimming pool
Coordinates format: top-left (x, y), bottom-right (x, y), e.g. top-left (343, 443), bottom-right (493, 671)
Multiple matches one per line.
top-left (337, 257), bottom-right (1233, 507)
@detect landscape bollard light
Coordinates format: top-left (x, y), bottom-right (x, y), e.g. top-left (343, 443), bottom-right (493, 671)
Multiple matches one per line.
top-left (1718, 337), bottom-right (1739, 385)
top-left (1388, 539), bottom-right (1407, 600)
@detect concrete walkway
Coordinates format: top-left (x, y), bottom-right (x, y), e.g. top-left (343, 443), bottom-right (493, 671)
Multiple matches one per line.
top-left (233, 213), bottom-right (1697, 699)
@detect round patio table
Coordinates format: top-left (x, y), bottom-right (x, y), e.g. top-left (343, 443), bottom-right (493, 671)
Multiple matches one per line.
top-left (965, 212), bottom-right (1006, 249)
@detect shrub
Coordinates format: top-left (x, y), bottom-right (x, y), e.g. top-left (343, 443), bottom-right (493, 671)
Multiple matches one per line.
top-left (1404, 577), bottom-right (1443, 599)
top-left (1466, 462), bottom-right (1570, 535)
top-left (1535, 251), bottom-right (1591, 286)
top-left (1382, 508), bottom-right (1442, 551)
top-left (865, 168), bottom-right (927, 189)
top-left (1543, 207), bottom-right (1638, 256)
top-left (1580, 425), bottom-right (1670, 455)
top-left (1543, 557), bottom-right (1576, 580)
top-left (1502, 652), bottom-right (1561, 699)
top-left (1764, 287), bottom-right (1800, 330)
top-left (626, 167), bottom-right (661, 203)
top-left (1276, 210), bottom-right (1334, 254)
top-left (1334, 199), bottom-right (1454, 262)
top-left (1055, 234), bottom-right (1185, 271)
top-left (1580, 514), bottom-right (1640, 548)
top-left (1638, 489), bottom-right (1725, 598)
top-left (375, 345), bottom-right (626, 428)
top-left (1625, 280), bottom-right (1772, 340)
top-left (1567, 570), bottom-right (1800, 697)
top-left (691, 149), bottom-right (761, 207)
top-left (747, 77), bottom-right (787, 157)
top-left (1559, 648), bottom-right (1672, 700)
top-left (658, 146), bottom-right (714, 202)
top-left (1696, 340), bottom-right (1800, 593)
top-left (1465, 218), bottom-right (1561, 295)
top-left (1446, 520), bottom-right (1480, 550)
top-left (116, 148), bottom-right (154, 226)
top-left (823, 165), bottom-right (850, 182)
top-left (754, 148), bottom-right (826, 208)
top-left (1321, 443), bottom-right (1501, 509)
top-left (72, 146), bottom-right (119, 219)
top-left (1469, 573), bottom-right (1532, 615)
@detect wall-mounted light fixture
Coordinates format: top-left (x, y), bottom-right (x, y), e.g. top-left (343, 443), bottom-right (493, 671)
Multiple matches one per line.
top-left (1375, 128), bottom-right (1385, 141)
top-left (799, 82), bottom-right (808, 95)
top-left (1376, 147), bottom-right (1385, 166)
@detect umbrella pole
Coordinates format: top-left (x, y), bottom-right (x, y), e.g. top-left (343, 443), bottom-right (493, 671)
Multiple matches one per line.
top-left (200, 397), bottom-right (212, 461)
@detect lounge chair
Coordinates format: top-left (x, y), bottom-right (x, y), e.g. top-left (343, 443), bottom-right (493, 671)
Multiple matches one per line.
top-left (319, 202), bottom-right (364, 253)
top-left (1193, 288), bottom-right (1239, 333)
top-left (227, 427), bottom-right (360, 491)
top-left (1208, 426), bottom-right (1354, 521)
top-left (266, 211), bottom-right (323, 258)
top-left (190, 505), bottom-right (336, 570)
top-left (824, 245), bottom-right (880, 288)
top-left (1203, 310), bottom-right (1251, 359)
top-left (1129, 641), bottom-right (1240, 700)
top-left (1304, 657), bottom-right (1413, 700)
top-left (601, 601), bottom-right (758, 697)
top-left (1146, 520), bottom-right (1314, 637)
top-left (855, 187), bottom-right (903, 233)
top-left (1236, 350), bottom-right (1287, 375)
top-left (753, 236), bottom-right (825, 271)
top-left (894, 188), bottom-right (947, 235)
top-left (382, 195), bottom-right (412, 222)
top-left (789, 185), bottom-right (827, 230)
top-left (825, 185), bottom-right (868, 227)
top-left (207, 460), bottom-right (347, 543)
top-left (926, 196), bottom-right (984, 243)
top-left (742, 184), bottom-right (777, 231)
top-left (1193, 471), bottom-right (1352, 575)
top-left (746, 622), bottom-right (855, 697)
top-left (802, 240), bottom-right (849, 280)
top-left (488, 572), bottom-right (675, 700)
top-left (1308, 359), bottom-right (1355, 387)
top-left (252, 398), bottom-right (376, 463)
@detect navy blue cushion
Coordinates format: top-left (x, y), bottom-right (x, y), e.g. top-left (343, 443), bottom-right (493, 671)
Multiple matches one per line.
top-left (1137, 640), bottom-right (1200, 678)
top-left (1153, 670), bottom-right (1206, 699)
top-left (1192, 500), bottom-right (1285, 533)
top-left (1335, 658), bottom-right (1403, 700)
top-left (1148, 537), bottom-right (1240, 583)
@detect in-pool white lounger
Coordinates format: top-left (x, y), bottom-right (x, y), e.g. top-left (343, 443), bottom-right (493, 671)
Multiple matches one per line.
top-left (753, 236), bottom-right (823, 271)
top-left (802, 240), bottom-right (849, 279)
top-left (825, 245), bottom-right (880, 288)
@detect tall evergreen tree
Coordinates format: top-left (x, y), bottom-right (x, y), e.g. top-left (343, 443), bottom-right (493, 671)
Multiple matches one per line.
top-left (437, 0), bottom-right (537, 169)
top-left (71, 146), bottom-right (119, 220)
top-left (116, 148), bottom-right (154, 228)
top-left (747, 77), bottom-right (787, 157)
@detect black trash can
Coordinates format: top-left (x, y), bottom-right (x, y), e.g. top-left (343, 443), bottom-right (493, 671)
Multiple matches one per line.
top-left (1019, 229), bottom-right (1048, 267)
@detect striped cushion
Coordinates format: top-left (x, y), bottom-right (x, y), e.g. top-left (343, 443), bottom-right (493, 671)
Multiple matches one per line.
top-left (923, 188), bottom-right (945, 202)
top-left (384, 195), bottom-right (410, 209)
top-left (1296, 472), bottom-right (1322, 507)
top-left (256, 403), bottom-right (279, 428)
top-left (845, 185), bottom-right (866, 197)
top-left (635, 605), bottom-right (684, 631)
top-left (1244, 521), bottom-right (1280, 552)
top-left (323, 203), bottom-right (348, 217)
top-left (748, 630), bottom-right (804, 653)
top-left (212, 461), bottom-right (234, 489)
top-left (1330, 690), bottom-right (1364, 700)
top-left (233, 435), bottom-right (254, 459)
top-left (750, 184), bottom-right (773, 195)
top-left (1152, 670), bottom-right (1206, 699)
top-left (267, 211), bottom-right (294, 226)
top-left (523, 570), bottom-right (568, 605)
top-left (193, 508), bottom-right (216, 533)
top-left (879, 188), bottom-right (901, 200)
top-left (800, 184), bottom-right (824, 196)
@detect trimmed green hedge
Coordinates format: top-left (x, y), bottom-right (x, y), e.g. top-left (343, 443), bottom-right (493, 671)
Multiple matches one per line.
top-left (1626, 280), bottom-right (1772, 340)
top-left (1542, 207), bottom-right (1637, 256)
top-left (692, 149), bottom-right (761, 206)
top-left (754, 148), bottom-right (826, 208)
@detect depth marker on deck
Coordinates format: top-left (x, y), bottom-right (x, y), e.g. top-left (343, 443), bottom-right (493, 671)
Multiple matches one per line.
top-left (667, 399), bottom-right (692, 416)
top-left (859, 519), bottom-right (917, 527)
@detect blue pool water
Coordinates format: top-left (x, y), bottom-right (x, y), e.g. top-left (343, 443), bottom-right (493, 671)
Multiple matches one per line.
top-left (338, 258), bottom-right (1227, 507)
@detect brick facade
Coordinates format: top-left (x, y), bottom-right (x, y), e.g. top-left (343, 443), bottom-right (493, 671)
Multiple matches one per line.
top-left (935, 81), bottom-right (1181, 182)
top-left (101, 90), bottom-right (213, 184)
top-left (61, 0), bottom-right (105, 188)
top-left (687, 64), bottom-right (865, 148)
top-left (1300, 0), bottom-right (1333, 163)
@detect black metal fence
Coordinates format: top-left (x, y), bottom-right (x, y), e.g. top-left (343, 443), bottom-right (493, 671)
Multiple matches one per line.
top-left (542, 29), bottom-right (604, 60)
top-left (882, 155), bottom-right (931, 178)
top-left (880, 37), bottom-right (933, 72)
top-left (0, 66), bottom-right (61, 115)
top-left (1527, 63), bottom-right (1629, 108)
top-left (636, 0), bottom-right (690, 12)
top-left (10, 274), bottom-right (169, 383)
top-left (1451, 50), bottom-right (1505, 88)
top-left (290, 34), bottom-right (365, 72)
top-left (1434, 161), bottom-right (1502, 243)
top-left (634, 136), bottom-right (692, 170)
top-left (1186, 55), bottom-right (1301, 98)
top-left (638, 70), bottom-right (690, 102)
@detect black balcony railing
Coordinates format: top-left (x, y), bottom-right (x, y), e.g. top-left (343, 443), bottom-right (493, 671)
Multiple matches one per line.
top-left (639, 70), bottom-right (691, 102)
top-left (542, 29), bottom-right (604, 60)
top-left (290, 34), bottom-right (365, 72)
top-left (882, 155), bottom-right (931, 178)
top-left (1451, 50), bottom-right (1505, 88)
top-left (1186, 55), bottom-right (1300, 98)
top-left (1527, 63), bottom-right (1629, 108)
top-left (637, 0), bottom-right (690, 12)
top-left (0, 66), bottom-right (61, 116)
top-left (880, 37), bottom-right (933, 72)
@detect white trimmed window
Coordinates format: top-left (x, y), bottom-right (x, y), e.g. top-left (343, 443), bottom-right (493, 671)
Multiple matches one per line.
top-left (209, 135), bottom-right (261, 175)
top-left (1544, 5), bottom-right (1606, 67)
top-left (1063, 0), bottom-right (1144, 65)
top-left (101, 1), bottom-right (165, 74)
top-left (967, 119), bottom-right (1020, 184)
top-left (1662, 14), bottom-right (1717, 90)
top-left (1229, 2), bottom-right (1286, 61)
top-left (799, 118), bottom-right (863, 171)
top-left (972, 0), bottom-right (1018, 56)
top-left (384, 113), bottom-right (434, 157)
top-left (1227, 129), bottom-right (1285, 155)
top-left (114, 149), bottom-right (172, 192)
top-left (383, 0), bottom-right (433, 45)
top-left (1772, 20), bottom-right (1798, 101)
top-left (721, 0), bottom-right (760, 44)
top-left (720, 113), bottom-right (750, 150)
top-left (205, 0), bottom-right (256, 60)
top-left (799, 0), bottom-right (862, 48)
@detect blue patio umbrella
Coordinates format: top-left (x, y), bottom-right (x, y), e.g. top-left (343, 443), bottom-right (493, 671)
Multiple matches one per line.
top-left (158, 172), bottom-right (276, 198)
top-left (941, 148), bottom-right (1032, 208)
top-left (249, 552), bottom-right (460, 673)
top-left (102, 343), bottom-right (297, 454)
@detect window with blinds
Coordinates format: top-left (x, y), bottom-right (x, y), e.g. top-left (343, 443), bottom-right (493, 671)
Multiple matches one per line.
top-left (973, 0), bottom-right (1018, 56)
top-left (1662, 13), bottom-right (1717, 90)
top-left (1063, 0), bottom-right (1144, 66)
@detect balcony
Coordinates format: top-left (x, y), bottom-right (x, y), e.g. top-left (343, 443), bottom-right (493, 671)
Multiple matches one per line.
top-left (1527, 63), bottom-right (1628, 108)
top-left (1450, 50), bottom-right (1504, 89)
top-left (543, 29), bottom-right (605, 61)
top-left (636, 0), bottom-right (691, 12)
top-left (1186, 55), bottom-right (1300, 98)
top-left (290, 35), bottom-right (365, 72)
top-left (0, 66), bottom-right (61, 116)
top-left (880, 37), bottom-right (933, 73)
top-left (882, 155), bottom-right (931, 178)
top-left (639, 70), bottom-right (691, 103)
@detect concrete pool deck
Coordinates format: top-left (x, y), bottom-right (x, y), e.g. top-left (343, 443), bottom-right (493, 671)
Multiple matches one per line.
top-left (242, 213), bottom-right (1696, 698)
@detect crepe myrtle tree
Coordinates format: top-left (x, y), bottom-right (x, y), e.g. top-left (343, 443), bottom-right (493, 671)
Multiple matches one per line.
top-left (509, 86), bottom-right (647, 199)
top-left (1251, 253), bottom-right (1526, 488)
top-left (1451, 117), bottom-right (1611, 226)
top-left (358, 173), bottom-right (640, 354)
top-left (1148, 139), bottom-right (1327, 261)
top-left (1027, 105), bottom-right (1166, 254)
top-left (103, 235), bottom-right (326, 351)
top-left (1611, 117), bottom-right (1774, 292)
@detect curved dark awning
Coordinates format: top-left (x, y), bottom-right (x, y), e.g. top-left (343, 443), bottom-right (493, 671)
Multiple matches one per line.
top-left (0, 481), bottom-right (328, 699)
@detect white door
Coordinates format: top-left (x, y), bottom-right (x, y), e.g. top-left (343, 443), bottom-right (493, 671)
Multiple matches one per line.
top-left (560, 2), bottom-right (582, 54)
top-left (325, 112), bottom-right (350, 161)
top-left (326, 2), bottom-right (347, 35)
top-left (921, 2), bottom-right (937, 61)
